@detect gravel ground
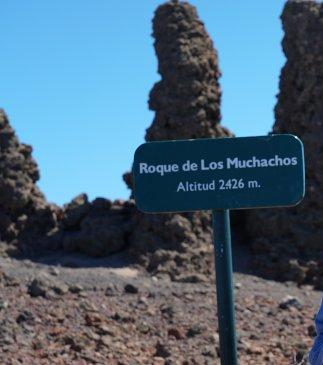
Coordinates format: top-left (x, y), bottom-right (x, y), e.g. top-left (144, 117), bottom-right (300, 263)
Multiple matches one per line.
top-left (0, 252), bottom-right (320, 365)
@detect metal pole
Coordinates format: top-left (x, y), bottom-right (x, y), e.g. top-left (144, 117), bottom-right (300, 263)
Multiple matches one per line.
top-left (212, 209), bottom-right (238, 365)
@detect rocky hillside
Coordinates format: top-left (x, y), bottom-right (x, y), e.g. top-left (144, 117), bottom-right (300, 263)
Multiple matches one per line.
top-left (0, 249), bottom-right (318, 364)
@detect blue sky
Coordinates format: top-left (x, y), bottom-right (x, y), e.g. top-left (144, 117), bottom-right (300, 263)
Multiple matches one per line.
top-left (0, 0), bottom-right (285, 205)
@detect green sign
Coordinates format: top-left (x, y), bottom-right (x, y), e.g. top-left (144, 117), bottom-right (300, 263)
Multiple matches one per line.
top-left (133, 134), bottom-right (305, 365)
top-left (133, 135), bottom-right (305, 213)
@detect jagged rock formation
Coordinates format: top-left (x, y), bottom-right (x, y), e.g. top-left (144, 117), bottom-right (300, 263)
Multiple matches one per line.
top-left (0, 111), bottom-right (131, 258)
top-left (145, 0), bottom-right (231, 141)
top-left (61, 194), bottom-right (134, 257)
top-left (247, 0), bottom-right (323, 287)
top-left (125, 0), bottom-right (234, 280)
top-left (123, 0), bottom-right (231, 192)
top-left (128, 210), bottom-right (215, 281)
top-left (0, 110), bottom-right (58, 252)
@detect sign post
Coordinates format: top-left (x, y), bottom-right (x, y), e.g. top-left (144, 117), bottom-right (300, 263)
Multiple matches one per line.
top-left (213, 209), bottom-right (237, 364)
top-left (133, 135), bottom-right (305, 365)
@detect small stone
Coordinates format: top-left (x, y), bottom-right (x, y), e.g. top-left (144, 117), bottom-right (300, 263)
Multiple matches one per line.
top-left (97, 325), bottom-right (115, 336)
top-left (294, 349), bottom-right (308, 364)
top-left (32, 338), bottom-right (44, 350)
top-left (52, 282), bottom-right (69, 295)
top-left (176, 273), bottom-right (208, 283)
top-left (69, 284), bottom-right (83, 294)
top-left (160, 305), bottom-right (176, 318)
top-left (137, 322), bottom-right (150, 334)
top-left (155, 342), bottom-right (171, 358)
top-left (49, 327), bottom-right (64, 337)
top-left (100, 335), bottom-right (112, 347)
top-left (124, 283), bottom-right (139, 294)
top-left (168, 328), bottom-right (184, 340)
top-left (202, 345), bottom-right (217, 358)
top-left (0, 300), bottom-right (9, 310)
top-left (105, 284), bottom-right (118, 296)
top-left (138, 296), bottom-right (149, 306)
top-left (80, 302), bottom-right (99, 312)
top-left (279, 295), bottom-right (303, 310)
top-left (111, 311), bottom-right (134, 323)
top-left (186, 324), bottom-right (206, 338)
top-left (84, 329), bottom-right (100, 341)
top-left (28, 275), bottom-right (68, 297)
top-left (208, 333), bottom-right (219, 344)
top-left (244, 341), bottom-right (264, 355)
top-left (48, 267), bottom-right (60, 276)
top-left (28, 278), bottom-right (48, 297)
top-left (308, 324), bottom-right (316, 338)
top-left (5, 276), bottom-right (20, 287)
top-left (16, 310), bottom-right (35, 324)
top-left (85, 313), bottom-right (102, 326)
top-left (2, 335), bottom-right (15, 345)
top-left (235, 282), bottom-right (242, 289)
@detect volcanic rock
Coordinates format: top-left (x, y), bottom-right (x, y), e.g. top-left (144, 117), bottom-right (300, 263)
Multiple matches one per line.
top-left (123, 1), bottom-right (232, 190)
top-left (28, 275), bottom-right (68, 298)
top-left (124, 283), bottom-right (139, 294)
top-left (125, 1), bottom-right (234, 280)
top-left (62, 194), bottom-right (91, 229)
top-left (145, 1), bottom-right (231, 141)
top-left (61, 197), bottom-right (134, 257)
top-left (279, 295), bottom-right (303, 311)
top-left (128, 209), bottom-right (215, 280)
top-left (247, 0), bottom-right (323, 285)
top-left (0, 110), bottom-right (58, 251)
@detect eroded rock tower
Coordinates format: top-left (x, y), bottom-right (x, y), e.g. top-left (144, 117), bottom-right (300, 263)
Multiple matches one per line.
top-left (0, 110), bottom-right (58, 251)
top-left (247, 0), bottom-right (323, 287)
top-left (127, 1), bottom-right (233, 281)
top-left (146, 0), bottom-right (231, 141)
